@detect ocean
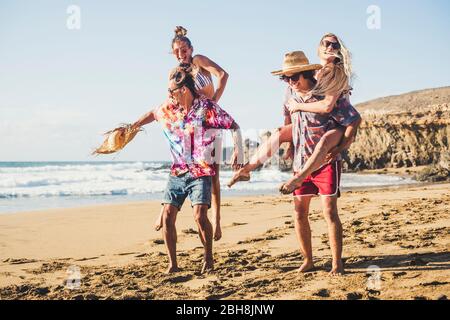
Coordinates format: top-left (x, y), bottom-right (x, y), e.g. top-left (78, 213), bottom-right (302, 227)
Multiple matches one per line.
top-left (0, 161), bottom-right (414, 214)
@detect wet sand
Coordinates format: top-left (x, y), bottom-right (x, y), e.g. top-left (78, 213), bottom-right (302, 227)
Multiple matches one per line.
top-left (0, 183), bottom-right (449, 300)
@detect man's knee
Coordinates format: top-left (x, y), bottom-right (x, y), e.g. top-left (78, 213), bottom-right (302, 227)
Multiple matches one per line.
top-left (163, 205), bottom-right (178, 226)
top-left (321, 198), bottom-right (340, 223)
top-left (323, 210), bottom-right (340, 224)
top-left (294, 201), bottom-right (310, 221)
top-left (193, 205), bottom-right (209, 226)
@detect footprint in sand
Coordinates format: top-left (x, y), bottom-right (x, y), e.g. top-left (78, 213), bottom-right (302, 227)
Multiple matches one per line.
top-left (313, 289), bottom-right (330, 298)
top-left (116, 252), bottom-right (138, 256)
top-left (166, 274), bottom-right (194, 283)
top-left (182, 228), bottom-right (198, 235)
top-left (230, 222), bottom-right (248, 227)
top-left (75, 257), bottom-right (99, 262)
top-left (4, 258), bottom-right (38, 265)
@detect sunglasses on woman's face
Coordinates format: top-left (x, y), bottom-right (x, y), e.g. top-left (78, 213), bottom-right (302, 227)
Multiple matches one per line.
top-left (279, 73), bottom-right (301, 83)
top-left (168, 86), bottom-right (183, 95)
top-left (322, 40), bottom-right (341, 50)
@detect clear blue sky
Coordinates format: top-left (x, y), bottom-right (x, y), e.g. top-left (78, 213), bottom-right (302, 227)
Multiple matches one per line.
top-left (1, 0), bottom-right (449, 161)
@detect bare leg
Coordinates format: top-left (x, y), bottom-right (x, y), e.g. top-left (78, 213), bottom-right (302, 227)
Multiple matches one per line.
top-left (155, 206), bottom-right (164, 231)
top-left (293, 196), bottom-right (315, 273)
top-left (162, 204), bottom-right (180, 273)
top-left (212, 164), bottom-right (222, 241)
top-left (320, 195), bottom-right (344, 276)
top-left (280, 128), bottom-right (344, 194)
top-left (193, 204), bottom-right (214, 274)
top-left (228, 125), bottom-right (293, 187)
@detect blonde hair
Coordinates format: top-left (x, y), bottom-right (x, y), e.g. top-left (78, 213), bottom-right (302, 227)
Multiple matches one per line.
top-left (311, 63), bottom-right (350, 96)
top-left (313, 33), bottom-right (353, 96)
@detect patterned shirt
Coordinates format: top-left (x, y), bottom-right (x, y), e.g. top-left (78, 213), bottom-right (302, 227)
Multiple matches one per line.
top-left (283, 87), bottom-right (361, 172)
top-left (155, 96), bottom-right (235, 178)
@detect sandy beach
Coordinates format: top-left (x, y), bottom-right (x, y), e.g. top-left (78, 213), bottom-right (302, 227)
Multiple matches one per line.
top-left (0, 182), bottom-right (449, 300)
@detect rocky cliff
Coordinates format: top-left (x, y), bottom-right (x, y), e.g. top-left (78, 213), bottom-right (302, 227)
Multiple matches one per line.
top-left (224, 87), bottom-right (450, 181)
top-left (346, 87), bottom-right (450, 181)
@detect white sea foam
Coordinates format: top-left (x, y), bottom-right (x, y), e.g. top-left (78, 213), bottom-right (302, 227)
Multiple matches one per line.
top-left (0, 162), bottom-right (414, 199)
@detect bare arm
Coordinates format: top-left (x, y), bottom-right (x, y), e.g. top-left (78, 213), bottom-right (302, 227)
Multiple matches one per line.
top-left (284, 114), bottom-right (292, 126)
top-left (193, 55), bottom-right (229, 102)
top-left (132, 110), bottom-right (156, 129)
top-left (282, 111), bottom-right (294, 160)
top-left (287, 94), bottom-right (339, 114)
top-left (132, 100), bottom-right (168, 129)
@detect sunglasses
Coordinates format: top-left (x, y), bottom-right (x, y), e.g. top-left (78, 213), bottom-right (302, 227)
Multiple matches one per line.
top-left (168, 86), bottom-right (183, 95)
top-left (322, 40), bottom-right (341, 50)
top-left (279, 73), bottom-right (301, 83)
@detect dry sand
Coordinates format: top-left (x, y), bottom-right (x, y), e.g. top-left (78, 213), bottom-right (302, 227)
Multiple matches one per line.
top-left (0, 183), bottom-right (449, 300)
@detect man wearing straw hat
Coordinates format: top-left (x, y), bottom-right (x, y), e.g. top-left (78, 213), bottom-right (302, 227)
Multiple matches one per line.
top-left (272, 51), bottom-right (361, 275)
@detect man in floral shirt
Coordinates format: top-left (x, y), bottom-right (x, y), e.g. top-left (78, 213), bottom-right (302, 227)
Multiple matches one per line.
top-left (132, 66), bottom-right (243, 274)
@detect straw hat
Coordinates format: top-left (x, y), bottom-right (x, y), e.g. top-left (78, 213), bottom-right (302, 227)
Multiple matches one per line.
top-left (271, 51), bottom-right (322, 76)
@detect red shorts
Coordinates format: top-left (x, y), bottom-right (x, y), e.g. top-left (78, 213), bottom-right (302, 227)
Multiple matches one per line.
top-left (293, 161), bottom-right (341, 197)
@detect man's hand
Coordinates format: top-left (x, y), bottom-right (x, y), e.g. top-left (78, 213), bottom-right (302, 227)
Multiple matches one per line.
top-left (283, 143), bottom-right (294, 161)
top-left (325, 137), bottom-right (354, 163)
top-left (325, 146), bottom-right (341, 164)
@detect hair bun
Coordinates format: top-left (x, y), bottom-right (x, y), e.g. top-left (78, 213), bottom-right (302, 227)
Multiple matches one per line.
top-left (174, 26), bottom-right (187, 37)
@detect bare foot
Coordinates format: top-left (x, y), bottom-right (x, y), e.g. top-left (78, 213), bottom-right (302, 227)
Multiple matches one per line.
top-left (214, 225), bottom-right (222, 241)
top-left (279, 175), bottom-right (305, 195)
top-left (297, 260), bottom-right (315, 273)
top-left (227, 168), bottom-right (251, 188)
top-left (329, 261), bottom-right (344, 276)
top-left (166, 266), bottom-right (181, 274)
top-left (154, 211), bottom-right (163, 231)
top-left (201, 260), bottom-right (214, 274)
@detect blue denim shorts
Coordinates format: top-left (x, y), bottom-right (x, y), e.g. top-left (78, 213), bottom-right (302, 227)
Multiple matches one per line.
top-left (162, 172), bottom-right (212, 210)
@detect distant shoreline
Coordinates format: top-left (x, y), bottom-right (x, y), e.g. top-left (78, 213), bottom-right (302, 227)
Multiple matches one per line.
top-left (2, 177), bottom-right (428, 216)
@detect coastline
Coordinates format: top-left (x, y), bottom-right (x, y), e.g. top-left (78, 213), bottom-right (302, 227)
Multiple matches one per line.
top-left (0, 165), bottom-right (416, 214)
top-left (0, 182), bottom-right (449, 300)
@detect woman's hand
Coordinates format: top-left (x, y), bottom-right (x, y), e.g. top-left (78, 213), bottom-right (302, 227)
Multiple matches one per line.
top-left (230, 149), bottom-right (244, 171)
top-left (287, 98), bottom-right (303, 114)
top-left (325, 137), bottom-right (354, 163)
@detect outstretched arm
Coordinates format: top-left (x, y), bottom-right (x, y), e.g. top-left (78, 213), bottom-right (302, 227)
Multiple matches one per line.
top-left (132, 110), bottom-right (156, 128)
top-left (132, 101), bottom-right (167, 128)
top-left (287, 94), bottom-right (339, 114)
top-left (194, 55), bottom-right (229, 103)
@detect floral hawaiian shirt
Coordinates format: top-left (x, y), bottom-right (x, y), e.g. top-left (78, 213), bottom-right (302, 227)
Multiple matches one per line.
top-left (155, 96), bottom-right (235, 178)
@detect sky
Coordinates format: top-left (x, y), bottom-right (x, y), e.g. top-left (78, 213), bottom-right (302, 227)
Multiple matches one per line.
top-left (1, 0), bottom-right (449, 161)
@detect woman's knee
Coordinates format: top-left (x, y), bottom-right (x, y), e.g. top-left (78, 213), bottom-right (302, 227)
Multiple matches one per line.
top-left (278, 125), bottom-right (292, 143)
top-left (319, 130), bottom-right (344, 150)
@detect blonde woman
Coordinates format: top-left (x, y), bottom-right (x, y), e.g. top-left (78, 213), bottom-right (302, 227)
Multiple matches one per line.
top-left (155, 27), bottom-right (230, 242)
top-left (228, 34), bottom-right (361, 194)
top-left (279, 33), bottom-right (361, 193)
